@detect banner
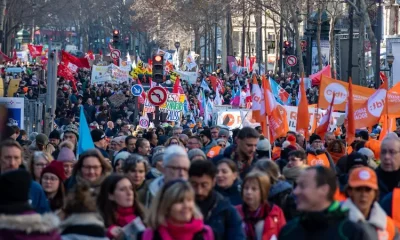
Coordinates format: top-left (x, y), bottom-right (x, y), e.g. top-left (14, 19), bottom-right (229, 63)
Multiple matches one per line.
top-left (175, 70), bottom-right (198, 84)
top-left (311, 40), bottom-right (330, 74)
top-left (0, 97), bottom-right (24, 129)
top-left (91, 64), bottom-right (129, 84)
top-left (112, 65), bottom-right (129, 84)
top-left (354, 85), bottom-right (387, 129)
top-left (318, 76), bottom-right (376, 111)
top-left (214, 109), bottom-right (254, 129)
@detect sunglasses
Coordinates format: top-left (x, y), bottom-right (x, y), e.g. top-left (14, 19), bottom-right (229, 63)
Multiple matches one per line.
top-left (218, 144), bottom-right (226, 147)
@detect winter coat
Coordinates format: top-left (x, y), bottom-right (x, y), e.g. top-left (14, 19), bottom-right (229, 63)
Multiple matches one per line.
top-left (0, 212), bottom-right (61, 240)
top-left (306, 148), bottom-right (336, 173)
top-left (136, 179), bottom-right (153, 206)
top-left (278, 201), bottom-right (374, 240)
top-left (268, 180), bottom-right (298, 221)
top-left (202, 140), bottom-right (217, 156)
top-left (341, 199), bottom-right (399, 240)
top-left (30, 181), bottom-right (51, 214)
top-left (60, 213), bottom-right (108, 240)
top-left (203, 191), bottom-right (245, 240)
top-left (214, 179), bottom-right (242, 206)
top-left (145, 176), bottom-right (164, 208)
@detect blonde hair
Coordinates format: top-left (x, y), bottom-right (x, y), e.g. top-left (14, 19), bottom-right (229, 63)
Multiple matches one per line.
top-left (28, 151), bottom-right (54, 178)
top-left (146, 180), bottom-right (202, 229)
top-left (242, 171), bottom-right (271, 204)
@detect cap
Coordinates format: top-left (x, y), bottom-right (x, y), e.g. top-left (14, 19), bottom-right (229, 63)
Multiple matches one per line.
top-left (41, 161), bottom-right (67, 181)
top-left (348, 167), bottom-right (378, 190)
top-left (36, 133), bottom-right (49, 146)
top-left (218, 129), bottom-right (230, 138)
top-left (91, 129), bottom-right (106, 142)
top-left (49, 130), bottom-right (60, 140)
top-left (346, 152), bottom-right (368, 171)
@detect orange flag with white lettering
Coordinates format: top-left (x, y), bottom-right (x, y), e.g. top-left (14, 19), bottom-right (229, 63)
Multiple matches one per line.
top-left (296, 75), bottom-right (310, 139)
top-left (345, 78), bottom-right (355, 145)
top-left (315, 94), bottom-right (335, 138)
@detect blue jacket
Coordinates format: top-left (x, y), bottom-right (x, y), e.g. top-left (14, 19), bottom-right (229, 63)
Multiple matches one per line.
top-left (204, 192), bottom-right (245, 240)
top-left (215, 179), bottom-right (242, 206)
top-left (29, 181), bottom-right (50, 214)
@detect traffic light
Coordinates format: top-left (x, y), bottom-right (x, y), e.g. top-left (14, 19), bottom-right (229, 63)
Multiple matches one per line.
top-left (152, 54), bottom-right (164, 83)
top-left (283, 40), bottom-right (291, 48)
top-left (283, 41), bottom-right (292, 56)
top-left (113, 30), bottom-right (120, 46)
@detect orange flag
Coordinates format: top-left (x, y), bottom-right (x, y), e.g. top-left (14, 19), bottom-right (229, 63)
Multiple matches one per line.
top-left (315, 94), bottom-right (336, 138)
top-left (296, 74), bottom-right (310, 139)
top-left (251, 75), bottom-right (262, 128)
top-left (345, 78), bottom-right (355, 145)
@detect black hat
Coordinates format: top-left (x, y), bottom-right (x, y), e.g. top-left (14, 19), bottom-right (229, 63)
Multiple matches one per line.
top-left (200, 129), bottom-right (212, 140)
top-left (49, 129), bottom-right (60, 140)
top-left (91, 129), bottom-right (106, 142)
top-left (0, 170), bottom-right (32, 214)
top-left (346, 152), bottom-right (368, 172)
top-left (309, 134), bottom-right (322, 144)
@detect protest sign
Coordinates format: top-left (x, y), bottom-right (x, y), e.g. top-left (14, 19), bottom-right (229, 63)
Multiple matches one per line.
top-left (91, 64), bottom-right (129, 84)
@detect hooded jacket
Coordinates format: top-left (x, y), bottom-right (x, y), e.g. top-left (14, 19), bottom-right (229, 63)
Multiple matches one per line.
top-left (60, 213), bottom-right (108, 240)
top-left (341, 199), bottom-right (399, 240)
top-left (0, 212), bottom-right (61, 240)
top-left (202, 140), bottom-right (217, 156)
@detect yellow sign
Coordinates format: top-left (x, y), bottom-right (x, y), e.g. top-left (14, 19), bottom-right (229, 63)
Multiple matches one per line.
top-left (7, 79), bottom-right (21, 97)
top-left (0, 78), bottom-right (4, 97)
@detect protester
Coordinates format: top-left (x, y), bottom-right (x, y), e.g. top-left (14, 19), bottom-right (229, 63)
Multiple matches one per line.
top-left (123, 154), bottom-right (151, 205)
top-left (211, 126), bottom-right (220, 140)
top-left (112, 151), bottom-right (130, 173)
top-left (0, 170), bottom-right (61, 239)
top-left (342, 167), bottom-right (399, 239)
top-left (306, 134), bottom-right (335, 171)
top-left (187, 136), bottom-right (202, 150)
top-left (326, 139), bottom-right (346, 164)
top-left (29, 151), bottom-right (53, 182)
top-left (189, 160), bottom-right (245, 240)
top-left (125, 136), bottom-right (137, 153)
top-left (91, 129), bottom-right (110, 159)
top-left (282, 150), bottom-right (307, 187)
top-left (40, 161), bottom-right (67, 213)
top-left (215, 159), bottom-right (242, 205)
top-left (278, 166), bottom-right (371, 239)
top-left (236, 171), bottom-right (286, 239)
top-left (97, 174), bottom-right (145, 239)
top-left (141, 180), bottom-right (214, 240)
top-left (188, 148), bottom-right (207, 162)
top-left (136, 138), bottom-right (151, 157)
top-left (146, 146), bottom-right (164, 179)
top-left (165, 136), bottom-right (184, 147)
top-left (65, 149), bottom-right (112, 195)
top-left (56, 141), bottom-right (77, 178)
top-left (200, 129), bottom-right (217, 156)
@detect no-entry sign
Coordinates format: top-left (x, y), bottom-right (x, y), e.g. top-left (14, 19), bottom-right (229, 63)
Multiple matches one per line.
top-left (286, 55), bottom-right (297, 67)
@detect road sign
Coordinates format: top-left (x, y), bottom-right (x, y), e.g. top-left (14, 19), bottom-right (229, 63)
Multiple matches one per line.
top-left (139, 116), bottom-right (149, 129)
top-left (286, 55), bottom-right (297, 67)
top-left (110, 49), bottom-right (121, 60)
top-left (148, 86), bottom-right (168, 106)
top-left (131, 84), bottom-right (144, 96)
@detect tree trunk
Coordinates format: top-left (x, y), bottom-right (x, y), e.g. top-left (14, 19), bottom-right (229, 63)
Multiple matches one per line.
top-left (226, 6), bottom-right (233, 56)
top-left (289, 6), bottom-right (304, 73)
top-left (247, 15), bottom-right (251, 59)
top-left (255, 9), bottom-right (263, 66)
top-left (360, 0), bottom-right (377, 79)
top-left (241, 0), bottom-right (246, 66)
top-left (273, 15), bottom-right (280, 74)
top-left (358, 19), bottom-right (366, 86)
top-left (316, 7), bottom-right (324, 71)
top-left (194, 26), bottom-right (201, 65)
top-left (264, 11), bottom-right (268, 71)
top-left (329, 16), bottom-right (336, 78)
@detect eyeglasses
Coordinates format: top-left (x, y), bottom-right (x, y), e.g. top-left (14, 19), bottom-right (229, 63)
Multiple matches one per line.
top-left (218, 144), bottom-right (226, 147)
top-left (166, 165), bottom-right (189, 173)
top-left (200, 135), bottom-right (205, 138)
top-left (219, 135), bottom-right (228, 138)
top-left (381, 150), bottom-right (400, 156)
top-left (82, 165), bottom-right (102, 171)
top-left (34, 163), bottom-right (47, 168)
top-left (42, 176), bottom-right (59, 182)
top-left (170, 141), bottom-right (179, 145)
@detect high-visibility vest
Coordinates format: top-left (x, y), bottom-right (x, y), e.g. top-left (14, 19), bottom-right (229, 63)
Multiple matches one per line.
top-left (334, 188), bottom-right (346, 202)
top-left (392, 188), bottom-right (400, 230)
top-left (347, 146), bottom-right (353, 155)
top-left (365, 139), bottom-right (381, 159)
top-left (272, 147), bottom-right (281, 160)
top-left (306, 153), bottom-right (331, 167)
top-left (207, 145), bottom-right (222, 158)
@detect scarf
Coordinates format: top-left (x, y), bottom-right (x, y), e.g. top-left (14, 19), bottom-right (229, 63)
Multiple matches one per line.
top-left (158, 219), bottom-right (204, 240)
top-left (196, 191), bottom-right (217, 220)
top-left (328, 150), bottom-right (345, 164)
top-left (242, 203), bottom-right (270, 240)
top-left (282, 165), bottom-right (306, 184)
top-left (115, 206), bottom-right (136, 227)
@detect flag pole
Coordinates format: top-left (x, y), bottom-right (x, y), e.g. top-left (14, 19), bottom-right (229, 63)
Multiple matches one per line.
top-left (266, 116), bottom-right (272, 160)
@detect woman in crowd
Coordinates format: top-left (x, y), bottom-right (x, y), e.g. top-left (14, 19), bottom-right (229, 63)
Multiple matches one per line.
top-left (113, 151), bottom-right (130, 174)
top-left (123, 154), bottom-right (151, 205)
top-left (164, 136), bottom-right (184, 147)
top-left (327, 140), bottom-right (346, 164)
top-left (140, 179), bottom-right (214, 240)
top-left (215, 159), bottom-right (242, 205)
top-left (56, 141), bottom-right (77, 178)
top-left (282, 150), bottom-right (307, 187)
top-left (98, 174), bottom-right (145, 239)
top-left (60, 183), bottom-right (109, 239)
top-left (29, 151), bottom-right (53, 182)
top-left (40, 161), bottom-right (67, 213)
top-left (342, 167), bottom-right (399, 239)
top-left (65, 149), bottom-right (112, 194)
top-left (235, 171), bottom-right (286, 239)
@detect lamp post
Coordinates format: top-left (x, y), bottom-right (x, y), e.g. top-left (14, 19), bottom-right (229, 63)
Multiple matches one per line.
top-left (375, 0), bottom-right (383, 89)
top-left (386, 52), bottom-right (394, 87)
top-left (175, 41), bottom-right (180, 70)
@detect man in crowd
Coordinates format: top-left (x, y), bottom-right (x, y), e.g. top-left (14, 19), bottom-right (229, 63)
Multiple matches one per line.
top-left (144, 131), bottom-right (158, 149)
top-left (90, 129), bottom-right (109, 159)
top-left (135, 138), bottom-right (151, 157)
top-left (189, 160), bottom-right (245, 240)
top-left (48, 130), bottom-right (60, 148)
top-left (377, 136), bottom-right (400, 199)
top-left (173, 126), bottom-right (183, 136)
top-left (324, 132), bottom-right (336, 148)
top-left (187, 136), bottom-right (202, 150)
top-left (200, 129), bottom-right (217, 156)
top-left (278, 166), bottom-right (371, 239)
top-left (125, 136), bottom-right (136, 153)
top-left (306, 134), bottom-right (335, 171)
top-left (0, 139), bottom-right (50, 213)
top-left (210, 126), bottom-right (220, 140)
top-left (146, 145), bottom-right (190, 207)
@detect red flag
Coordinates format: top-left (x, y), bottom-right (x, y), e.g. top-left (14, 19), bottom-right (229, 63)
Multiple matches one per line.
top-left (62, 51), bottom-right (90, 69)
top-left (0, 50), bottom-right (12, 62)
top-left (315, 94), bottom-right (335, 138)
top-left (173, 77), bottom-right (181, 94)
top-left (85, 50), bottom-right (95, 60)
top-left (296, 74), bottom-right (310, 139)
top-left (99, 50), bottom-right (103, 56)
top-left (136, 78), bottom-right (147, 104)
top-left (345, 77), bottom-right (355, 145)
top-left (28, 44), bottom-right (43, 58)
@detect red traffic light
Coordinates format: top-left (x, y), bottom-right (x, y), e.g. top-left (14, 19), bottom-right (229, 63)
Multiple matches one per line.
top-left (284, 41), bottom-right (290, 48)
top-left (154, 55), bottom-right (162, 62)
top-left (113, 30), bottom-right (120, 35)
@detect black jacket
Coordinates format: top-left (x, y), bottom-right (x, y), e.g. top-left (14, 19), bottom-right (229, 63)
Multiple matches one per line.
top-left (278, 201), bottom-right (373, 240)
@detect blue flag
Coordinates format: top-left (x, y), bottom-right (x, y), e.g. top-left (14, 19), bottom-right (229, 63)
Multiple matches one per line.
top-left (78, 106), bottom-right (95, 155)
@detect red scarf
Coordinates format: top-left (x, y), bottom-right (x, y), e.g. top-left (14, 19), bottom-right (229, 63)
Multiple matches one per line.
top-left (242, 203), bottom-right (270, 240)
top-left (115, 206), bottom-right (137, 227)
top-left (158, 219), bottom-right (204, 240)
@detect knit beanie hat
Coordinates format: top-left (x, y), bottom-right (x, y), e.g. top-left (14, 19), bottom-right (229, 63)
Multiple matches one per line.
top-left (0, 170), bottom-right (32, 213)
top-left (64, 124), bottom-right (79, 139)
top-left (287, 135), bottom-right (297, 146)
top-left (57, 147), bottom-right (76, 162)
top-left (41, 161), bottom-right (67, 181)
top-left (151, 149), bottom-right (165, 167)
top-left (188, 149), bottom-right (207, 161)
top-left (113, 151), bottom-right (131, 168)
top-left (200, 129), bottom-right (212, 140)
top-left (257, 138), bottom-right (271, 151)
top-left (309, 134), bottom-right (322, 144)
top-left (49, 130), bottom-right (61, 140)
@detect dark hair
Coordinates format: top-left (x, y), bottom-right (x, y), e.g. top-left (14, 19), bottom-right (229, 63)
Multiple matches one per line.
top-left (11, 125), bottom-right (20, 135)
top-left (64, 183), bottom-right (97, 217)
top-left (125, 135), bottom-right (136, 146)
top-left (97, 174), bottom-right (145, 227)
top-left (189, 160), bottom-right (217, 179)
top-left (307, 166), bottom-right (337, 202)
top-left (40, 175), bottom-right (65, 211)
top-left (0, 139), bottom-right (22, 159)
top-left (355, 141), bottom-right (366, 151)
top-left (288, 150), bottom-right (307, 160)
top-left (135, 138), bottom-right (148, 151)
top-left (237, 127), bottom-right (260, 140)
top-left (20, 130), bottom-right (27, 136)
top-left (123, 154), bottom-right (150, 174)
top-left (144, 132), bottom-right (155, 142)
top-left (72, 149), bottom-right (112, 176)
top-left (217, 159), bottom-right (238, 173)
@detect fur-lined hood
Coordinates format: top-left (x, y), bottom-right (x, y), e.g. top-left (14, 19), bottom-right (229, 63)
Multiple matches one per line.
top-left (60, 213), bottom-right (105, 232)
top-left (341, 199), bottom-right (387, 230)
top-left (0, 213), bottom-right (60, 233)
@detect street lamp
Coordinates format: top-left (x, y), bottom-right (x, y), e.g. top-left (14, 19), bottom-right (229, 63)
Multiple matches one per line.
top-left (387, 52), bottom-right (395, 87)
top-left (174, 41), bottom-right (180, 70)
